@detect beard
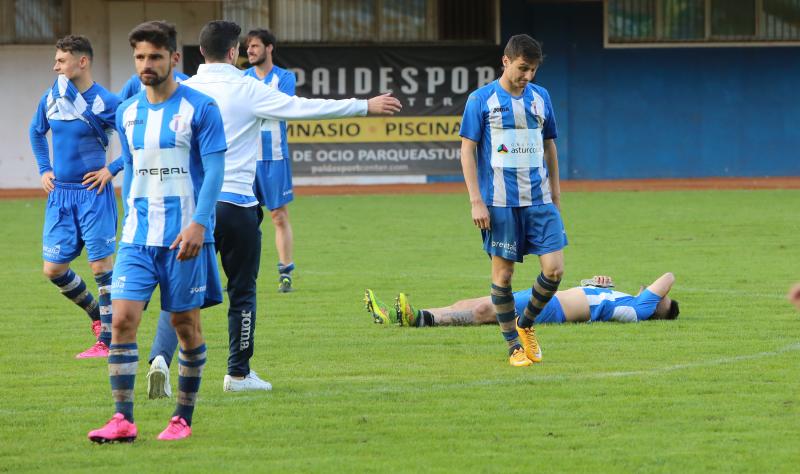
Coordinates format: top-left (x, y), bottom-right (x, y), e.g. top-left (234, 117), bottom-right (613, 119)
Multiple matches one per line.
top-left (248, 53), bottom-right (265, 66)
top-left (139, 65), bottom-right (171, 86)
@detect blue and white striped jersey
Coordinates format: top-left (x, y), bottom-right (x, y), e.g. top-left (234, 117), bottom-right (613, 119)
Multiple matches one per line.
top-left (243, 65), bottom-right (296, 161)
top-left (115, 85), bottom-right (227, 247)
top-left (118, 71), bottom-right (190, 101)
top-left (581, 287), bottom-right (642, 323)
top-left (460, 80), bottom-right (557, 207)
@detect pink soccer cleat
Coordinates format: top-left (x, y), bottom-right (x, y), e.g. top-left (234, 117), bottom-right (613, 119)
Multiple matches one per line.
top-left (75, 340), bottom-right (109, 359)
top-left (157, 416), bottom-right (192, 441)
top-left (88, 413), bottom-right (137, 443)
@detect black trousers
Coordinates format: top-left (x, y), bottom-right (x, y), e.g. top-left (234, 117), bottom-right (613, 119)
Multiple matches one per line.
top-left (214, 202), bottom-right (263, 377)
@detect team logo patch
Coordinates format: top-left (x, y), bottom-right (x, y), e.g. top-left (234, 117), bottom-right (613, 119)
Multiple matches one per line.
top-left (497, 144), bottom-right (509, 154)
top-left (168, 114), bottom-right (187, 133)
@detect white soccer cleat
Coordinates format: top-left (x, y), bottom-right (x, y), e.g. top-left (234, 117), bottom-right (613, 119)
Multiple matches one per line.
top-left (223, 370), bottom-right (273, 392)
top-left (147, 355), bottom-right (172, 399)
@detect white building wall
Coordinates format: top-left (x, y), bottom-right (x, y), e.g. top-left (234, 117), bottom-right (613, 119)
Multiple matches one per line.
top-left (0, 0), bottom-right (220, 189)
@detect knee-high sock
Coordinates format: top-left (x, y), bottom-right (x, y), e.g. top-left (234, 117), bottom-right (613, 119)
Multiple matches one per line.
top-left (491, 284), bottom-right (519, 351)
top-left (94, 271), bottom-right (113, 346)
top-left (51, 269), bottom-right (100, 322)
top-left (518, 273), bottom-right (561, 328)
top-left (174, 343), bottom-right (206, 426)
top-left (109, 343), bottom-right (138, 422)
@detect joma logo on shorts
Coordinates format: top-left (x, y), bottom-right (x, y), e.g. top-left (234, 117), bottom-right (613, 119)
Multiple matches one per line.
top-left (189, 285), bottom-right (206, 294)
top-left (42, 244), bottom-right (61, 256)
top-left (135, 167), bottom-right (189, 181)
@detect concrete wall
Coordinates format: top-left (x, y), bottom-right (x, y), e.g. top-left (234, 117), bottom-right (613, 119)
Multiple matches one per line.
top-left (0, 0), bottom-right (219, 189)
top-left (503, 0), bottom-right (800, 179)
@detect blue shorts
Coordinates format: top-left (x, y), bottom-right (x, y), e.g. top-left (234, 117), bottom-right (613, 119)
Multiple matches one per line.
top-left (482, 204), bottom-right (567, 262)
top-left (254, 159), bottom-right (293, 211)
top-left (110, 243), bottom-right (223, 313)
top-left (42, 181), bottom-right (117, 263)
top-left (513, 288), bottom-right (567, 324)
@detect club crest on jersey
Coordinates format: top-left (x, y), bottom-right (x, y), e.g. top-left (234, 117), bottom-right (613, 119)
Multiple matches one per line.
top-left (168, 114), bottom-right (187, 133)
top-left (497, 144), bottom-right (509, 154)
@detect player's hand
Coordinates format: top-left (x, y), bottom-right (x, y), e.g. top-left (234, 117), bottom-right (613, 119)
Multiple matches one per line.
top-left (367, 93), bottom-right (402, 115)
top-left (170, 222), bottom-right (206, 261)
top-left (787, 282), bottom-right (800, 310)
top-left (82, 167), bottom-right (114, 194)
top-left (593, 275), bottom-right (614, 287)
top-left (41, 171), bottom-right (55, 194)
top-left (471, 200), bottom-right (490, 230)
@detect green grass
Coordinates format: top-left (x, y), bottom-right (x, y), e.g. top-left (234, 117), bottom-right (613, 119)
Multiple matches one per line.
top-left (0, 189), bottom-right (799, 472)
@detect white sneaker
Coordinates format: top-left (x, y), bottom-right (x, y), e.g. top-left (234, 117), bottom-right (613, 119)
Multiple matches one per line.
top-left (223, 370), bottom-right (272, 392)
top-left (147, 355), bottom-right (172, 399)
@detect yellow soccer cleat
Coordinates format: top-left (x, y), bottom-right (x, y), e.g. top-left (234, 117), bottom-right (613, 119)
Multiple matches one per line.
top-left (394, 292), bottom-right (418, 327)
top-left (516, 324), bottom-right (543, 363)
top-left (364, 289), bottom-right (395, 324)
top-left (508, 347), bottom-right (532, 367)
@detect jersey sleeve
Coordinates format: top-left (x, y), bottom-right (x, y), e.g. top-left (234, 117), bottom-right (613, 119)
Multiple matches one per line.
top-left (278, 70), bottom-right (296, 96)
top-left (115, 106), bottom-right (133, 212)
top-left (248, 78), bottom-right (367, 120)
top-left (29, 93), bottom-right (52, 175)
top-left (192, 100), bottom-right (228, 157)
top-left (542, 89), bottom-right (558, 140)
top-left (98, 92), bottom-right (122, 130)
top-left (459, 93), bottom-right (484, 142)
top-left (117, 75), bottom-right (139, 101)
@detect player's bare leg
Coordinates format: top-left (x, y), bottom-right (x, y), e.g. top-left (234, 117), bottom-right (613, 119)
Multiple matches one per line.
top-left (271, 205), bottom-right (294, 292)
top-left (424, 297), bottom-right (496, 326)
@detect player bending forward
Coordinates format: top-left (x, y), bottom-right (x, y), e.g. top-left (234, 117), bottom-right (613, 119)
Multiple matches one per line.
top-left (366, 273), bottom-right (679, 328)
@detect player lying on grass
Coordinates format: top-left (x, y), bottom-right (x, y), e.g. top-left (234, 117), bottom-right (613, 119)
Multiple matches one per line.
top-left (365, 273), bottom-right (679, 328)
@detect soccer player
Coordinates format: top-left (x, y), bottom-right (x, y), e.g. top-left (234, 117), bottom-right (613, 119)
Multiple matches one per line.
top-left (460, 34), bottom-right (566, 367)
top-left (143, 20), bottom-right (402, 397)
top-left (29, 35), bottom-right (121, 359)
top-left (87, 20), bottom-right (227, 443)
top-left (365, 273), bottom-right (680, 327)
top-left (243, 28), bottom-right (297, 293)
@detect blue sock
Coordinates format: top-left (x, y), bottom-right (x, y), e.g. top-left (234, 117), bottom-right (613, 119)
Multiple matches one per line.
top-left (174, 343), bottom-right (207, 426)
top-left (94, 271), bottom-right (113, 346)
top-left (109, 343), bottom-right (138, 422)
top-left (518, 273), bottom-right (561, 328)
top-left (51, 269), bottom-right (100, 321)
top-left (278, 262), bottom-right (294, 280)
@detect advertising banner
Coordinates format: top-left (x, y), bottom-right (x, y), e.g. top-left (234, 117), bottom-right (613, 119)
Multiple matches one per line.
top-left (275, 46), bottom-right (500, 180)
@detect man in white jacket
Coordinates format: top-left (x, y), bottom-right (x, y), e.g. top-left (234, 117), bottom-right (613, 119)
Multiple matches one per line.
top-left (145, 20), bottom-right (401, 396)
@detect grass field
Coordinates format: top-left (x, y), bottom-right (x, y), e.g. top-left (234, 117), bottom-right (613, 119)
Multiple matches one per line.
top-left (0, 189), bottom-right (798, 473)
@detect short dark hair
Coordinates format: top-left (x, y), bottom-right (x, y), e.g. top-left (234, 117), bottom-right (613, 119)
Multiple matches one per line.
top-left (199, 20), bottom-right (242, 61)
top-left (128, 20), bottom-right (178, 53)
top-left (504, 34), bottom-right (543, 63)
top-left (247, 28), bottom-right (276, 51)
top-left (666, 300), bottom-right (680, 320)
top-left (55, 35), bottom-right (93, 60)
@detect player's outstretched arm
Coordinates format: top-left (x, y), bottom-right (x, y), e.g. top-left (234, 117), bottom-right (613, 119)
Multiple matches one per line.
top-left (248, 78), bottom-right (370, 121)
top-left (366, 93), bottom-right (402, 115)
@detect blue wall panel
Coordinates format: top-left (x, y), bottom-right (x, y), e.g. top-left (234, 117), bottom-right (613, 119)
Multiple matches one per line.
top-left (501, 1), bottom-right (800, 179)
